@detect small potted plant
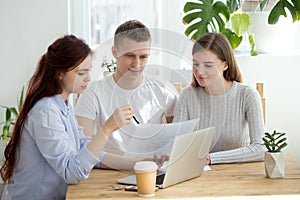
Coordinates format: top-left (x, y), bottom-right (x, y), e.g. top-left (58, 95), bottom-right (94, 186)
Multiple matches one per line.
top-left (262, 130), bottom-right (288, 178)
top-left (101, 57), bottom-right (116, 77)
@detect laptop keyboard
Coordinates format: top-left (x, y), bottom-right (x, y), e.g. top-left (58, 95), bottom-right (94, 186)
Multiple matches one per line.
top-left (156, 173), bottom-right (165, 185)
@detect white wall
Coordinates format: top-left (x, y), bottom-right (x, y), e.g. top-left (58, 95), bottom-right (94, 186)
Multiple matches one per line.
top-left (0, 0), bottom-right (68, 124)
top-left (237, 53), bottom-right (300, 163)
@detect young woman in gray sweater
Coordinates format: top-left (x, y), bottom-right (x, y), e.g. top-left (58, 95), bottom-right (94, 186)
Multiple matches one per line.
top-left (174, 33), bottom-right (265, 165)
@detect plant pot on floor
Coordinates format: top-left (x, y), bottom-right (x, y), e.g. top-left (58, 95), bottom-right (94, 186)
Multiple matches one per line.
top-left (265, 151), bottom-right (285, 178)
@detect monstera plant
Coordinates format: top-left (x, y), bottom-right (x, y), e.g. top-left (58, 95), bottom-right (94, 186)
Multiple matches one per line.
top-left (182, 0), bottom-right (257, 56)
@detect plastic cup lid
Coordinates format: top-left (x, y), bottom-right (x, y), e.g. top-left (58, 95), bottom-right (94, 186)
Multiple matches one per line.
top-left (134, 161), bottom-right (158, 171)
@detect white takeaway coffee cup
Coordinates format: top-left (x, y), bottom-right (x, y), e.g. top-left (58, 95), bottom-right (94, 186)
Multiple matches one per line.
top-left (134, 161), bottom-right (158, 197)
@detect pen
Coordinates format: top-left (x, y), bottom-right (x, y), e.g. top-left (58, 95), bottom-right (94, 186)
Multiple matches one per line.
top-left (132, 115), bottom-right (140, 124)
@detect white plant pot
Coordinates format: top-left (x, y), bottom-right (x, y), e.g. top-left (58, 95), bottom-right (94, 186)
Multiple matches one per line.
top-left (103, 71), bottom-right (113, 77)
top-left (264, 151), bottom-right (285, 178)
top-left (248, 11), bottom-right (300, 53)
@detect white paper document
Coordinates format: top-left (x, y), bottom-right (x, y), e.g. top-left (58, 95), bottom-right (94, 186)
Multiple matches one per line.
top-left (119, 118), bottom-right (199, 158)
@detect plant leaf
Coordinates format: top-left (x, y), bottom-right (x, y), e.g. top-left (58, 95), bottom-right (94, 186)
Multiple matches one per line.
top-left (220, 28), bottom-right (242, 49)
top-left (264, 132), bottom-right (273, 141)
top-left (291, 0), bottom-right (300, 21)
top-left (274, 132), bottom-right (286, 140)
top-left (259, 0), bottom-right (270, 11)
top-left (227, 0), bottom-right (240, 13)
top-left (18, 85), bottom-right (25, 112)
top-left (275, 138), bottom-right (287, 146)
top-left (262, 137), bottom-right (272, 146)
top-left (268, 0), bottom-right (297, 24)
top-left (231, 12), bottom-right (250, 36)
top-left (3, 127), bottom-right (8, 141)
top-left (5, 109), bottom-right (12, 121)
top-left (183, 0), bottom-right (230, 40)
top-left (8, 107), bottom-right (18, 118)
top-left (277, 142), bottom-right (288, 152)
top-left (249, 33), bottom-right (258, 56)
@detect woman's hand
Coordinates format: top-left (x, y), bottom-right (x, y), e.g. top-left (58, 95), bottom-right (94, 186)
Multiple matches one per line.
top-left (206, 155), bottom-right (211, 165)
top-left (102, 105), bottom-right (133, 137)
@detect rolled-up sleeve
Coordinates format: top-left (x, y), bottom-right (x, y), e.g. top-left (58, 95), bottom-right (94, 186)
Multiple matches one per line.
top-left (29, 103), bottom-right (99, 184)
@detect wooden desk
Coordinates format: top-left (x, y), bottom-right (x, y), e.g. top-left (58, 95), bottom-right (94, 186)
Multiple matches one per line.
top-left (66, 156), bottom-right (300, 199)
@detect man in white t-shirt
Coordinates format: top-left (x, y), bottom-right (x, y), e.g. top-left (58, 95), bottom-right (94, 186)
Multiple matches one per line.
top-left (75, 20), bottom-right (178, 170)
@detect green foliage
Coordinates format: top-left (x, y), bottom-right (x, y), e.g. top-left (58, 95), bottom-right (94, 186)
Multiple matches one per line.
top-left (220, 28), bottom-right (242, 49)
top-left (183, 0), bottom-right (230, 40)
top-left (259, 0), bottom-right (300, 24)
top-left (101, 57), bottom-right (116, 72)
top-left (182, 0), bottom-right (257, 55)
top-left (0, 86), bottom-right (25, 142)
top-left (231, 12), bottom-right (250, 36)
top-left (263, 130), bottom-right (288, 153)
top-left (248, 33), bottom-right (258, 56)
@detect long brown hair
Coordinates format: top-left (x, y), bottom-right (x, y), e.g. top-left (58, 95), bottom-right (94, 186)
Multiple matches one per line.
top-left (191, 33), bottom-right (242, 87)
top-left (0, 35), bottom-right (92, 181)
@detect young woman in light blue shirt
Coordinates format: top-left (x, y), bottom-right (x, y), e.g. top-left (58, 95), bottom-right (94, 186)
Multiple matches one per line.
top-left (0, 35), bottom-right (134, 200)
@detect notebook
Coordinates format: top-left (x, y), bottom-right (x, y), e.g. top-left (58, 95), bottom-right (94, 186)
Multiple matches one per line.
top-left (117, 127), bottom-right (215, 189)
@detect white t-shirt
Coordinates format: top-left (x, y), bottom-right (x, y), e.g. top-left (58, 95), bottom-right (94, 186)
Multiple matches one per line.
top-left (75, 73), bottom-right (178, 152)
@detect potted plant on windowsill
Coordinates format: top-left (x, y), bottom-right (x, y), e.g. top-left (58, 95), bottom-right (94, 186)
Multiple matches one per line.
top-left (262, 130), bottom-right (288, 178)
top-left (245, 0), bottom-right (300, 53)
top-left (182, 0), bottom-right (300, 55)
top-left (182, 0), bottom-right (258, 56)
top-left (101, 57), bottom-right (116, 77)
top-left (258, 0), bottom-right (300, 25)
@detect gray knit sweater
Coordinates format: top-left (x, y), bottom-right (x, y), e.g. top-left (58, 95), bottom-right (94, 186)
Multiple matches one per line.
top-left (174, 81), bottom-right (265, 164)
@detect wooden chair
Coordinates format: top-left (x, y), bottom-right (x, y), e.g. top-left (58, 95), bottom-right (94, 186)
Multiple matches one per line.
top-left (173, 82), bottom-right (182, 93)
top-left (256, 82), bottom-right (266, 126)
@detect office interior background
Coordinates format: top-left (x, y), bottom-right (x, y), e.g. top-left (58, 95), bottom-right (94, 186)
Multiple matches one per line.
top-left (1, 0), bottom-right (300, 162)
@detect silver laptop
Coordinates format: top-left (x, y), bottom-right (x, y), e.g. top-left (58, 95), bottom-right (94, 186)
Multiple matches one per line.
top-left (117, 127), bottom-right (215, 189)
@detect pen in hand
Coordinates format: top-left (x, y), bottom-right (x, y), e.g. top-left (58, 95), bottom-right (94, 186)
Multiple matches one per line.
top-left (132, 115), bottom-right (140, 124)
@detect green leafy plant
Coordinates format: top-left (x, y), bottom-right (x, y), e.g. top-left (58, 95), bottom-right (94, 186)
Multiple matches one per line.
top-left (101, 57), bottom-right (116, 72)
top-left (0, 86), bottom-right (25, 142)
top-left (182, 0), bottom-right (258, 56)
top-left (259, 0), bottom-right (300, 24)
top-left (263, 130), bottom-right (288, 153)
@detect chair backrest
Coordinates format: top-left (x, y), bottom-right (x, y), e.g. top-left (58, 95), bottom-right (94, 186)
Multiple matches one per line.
top-left (173, 82), bottom-right (182, 93)
top-left (256, 82), bottom-right (266, 126)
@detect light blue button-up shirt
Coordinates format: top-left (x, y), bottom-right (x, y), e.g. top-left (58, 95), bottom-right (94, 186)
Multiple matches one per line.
top-left (2, 94), bottom-right (104, 200)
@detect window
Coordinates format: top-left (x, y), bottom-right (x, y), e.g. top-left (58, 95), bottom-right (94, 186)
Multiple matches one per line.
top-left (89, 0), bottom-right (192, 82)
top-left (90, 0), bottom-right (160, 47)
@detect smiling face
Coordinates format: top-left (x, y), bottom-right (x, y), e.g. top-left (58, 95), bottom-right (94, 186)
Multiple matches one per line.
top-left (112, 38), bottom-right (150, 86)
top-left (192, 50), bottom-right (228, 91)
top-left (59, 54), bottom-right (92, 100)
